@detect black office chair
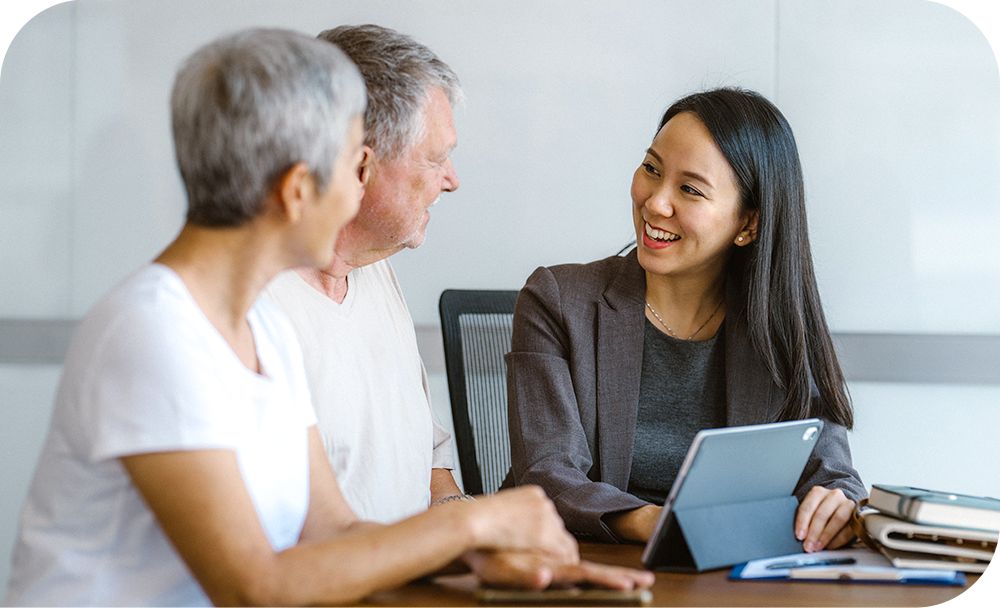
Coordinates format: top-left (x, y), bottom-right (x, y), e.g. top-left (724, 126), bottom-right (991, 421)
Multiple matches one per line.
top-left (438, 289), bottom-right (519, 495)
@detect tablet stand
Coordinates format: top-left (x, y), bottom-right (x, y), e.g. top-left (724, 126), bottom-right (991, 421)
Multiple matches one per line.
top-left (645, 495), bottom-right (803, 571)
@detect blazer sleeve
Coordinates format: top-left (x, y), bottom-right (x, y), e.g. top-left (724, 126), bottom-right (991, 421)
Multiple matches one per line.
top-left (506, 266), bottom-right (646, 542)
top-left (794, 418), bottom-right (867, 504)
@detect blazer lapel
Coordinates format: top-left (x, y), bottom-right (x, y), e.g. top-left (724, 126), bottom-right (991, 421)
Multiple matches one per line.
top-left (595, 252), bottom-right (646, 490)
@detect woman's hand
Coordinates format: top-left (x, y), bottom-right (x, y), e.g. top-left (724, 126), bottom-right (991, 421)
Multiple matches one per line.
top-left (605, 505), bottom-right (662, 543)
top-left (464, 550), bottom-right (655, 591)
top-left (465, 486), bottom-right (579, 563)
top-left (795, 486), bottom-right (856, 552)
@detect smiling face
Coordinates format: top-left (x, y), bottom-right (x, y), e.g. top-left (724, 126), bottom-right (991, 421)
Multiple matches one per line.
top-left (339, 86), bottom-right (459, 264)
top-left (631, 111), bottom-right (757, 283)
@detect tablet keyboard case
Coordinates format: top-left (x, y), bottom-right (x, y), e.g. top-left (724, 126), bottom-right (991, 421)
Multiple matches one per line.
top-left (643, 420), bottom-right (824, 571)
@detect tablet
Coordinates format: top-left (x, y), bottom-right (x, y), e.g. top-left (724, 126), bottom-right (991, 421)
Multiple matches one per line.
top-left (641, 418), bottom-right (824, 571)
top-left (477, 587), bottom-right (653, 605)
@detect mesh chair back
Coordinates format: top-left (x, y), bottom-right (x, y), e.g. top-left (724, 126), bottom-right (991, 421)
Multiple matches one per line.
top-left (439, 289), bottom-right (519, 495)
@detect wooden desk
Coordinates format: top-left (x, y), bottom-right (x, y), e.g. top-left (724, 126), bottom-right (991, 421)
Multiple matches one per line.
top-left (363, 543), bottom-right (978, 607)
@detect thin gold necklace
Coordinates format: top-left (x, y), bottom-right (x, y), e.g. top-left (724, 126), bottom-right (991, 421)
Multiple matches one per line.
top-left (645, 298), bottom-right (724, 341)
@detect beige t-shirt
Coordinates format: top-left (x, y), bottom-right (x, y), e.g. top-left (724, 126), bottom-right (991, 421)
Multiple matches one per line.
top-left (264, 260), bottom-right (454, 523)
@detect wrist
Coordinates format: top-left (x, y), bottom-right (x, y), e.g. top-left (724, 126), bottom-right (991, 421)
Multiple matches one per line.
top-left (452, 498), bottom-right (488, 550)
top-left (432, 493), bottom-right (476, 507)
top-left (607, 504), bottom-right (660, 543)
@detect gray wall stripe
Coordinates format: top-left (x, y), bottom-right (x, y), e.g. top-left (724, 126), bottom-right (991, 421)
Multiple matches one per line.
top-left (0, 320), bottom-right (77, 366)
top-left (832, 333), bottom-right (999, 385)
top-left (2, 319), bottom-right (997, 385)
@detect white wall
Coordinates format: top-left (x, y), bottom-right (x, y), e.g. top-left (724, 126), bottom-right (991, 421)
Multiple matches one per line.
top-left (1, 0), bottom-right (998, 592)
top-left (776, 0), bottom-right (1000, 335)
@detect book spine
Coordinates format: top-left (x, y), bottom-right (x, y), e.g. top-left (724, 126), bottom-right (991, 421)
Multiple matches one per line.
top-left (896, 494), bottom-right (915, 520)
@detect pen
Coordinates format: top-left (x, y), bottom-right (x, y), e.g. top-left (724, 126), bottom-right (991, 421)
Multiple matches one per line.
top-left (766, 557), bottom-right (857, 570)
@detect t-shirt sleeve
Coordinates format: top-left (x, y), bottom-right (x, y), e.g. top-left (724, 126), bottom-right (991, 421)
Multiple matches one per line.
top-left (252, 294), bottom-right (318, 430)
top-left (276, 319), bottom-right (318, 430)
top-left (421, 359), bottom-right (455, 470)
top-left (80, 306), bottom-right (244, 462)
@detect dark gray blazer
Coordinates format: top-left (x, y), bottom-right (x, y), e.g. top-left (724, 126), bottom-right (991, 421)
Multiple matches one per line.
top-left (505, 251), bottom-right (865, 542)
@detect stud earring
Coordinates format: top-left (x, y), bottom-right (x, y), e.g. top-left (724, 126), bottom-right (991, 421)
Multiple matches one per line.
top-left (737, 236), bottom-right (745, 242)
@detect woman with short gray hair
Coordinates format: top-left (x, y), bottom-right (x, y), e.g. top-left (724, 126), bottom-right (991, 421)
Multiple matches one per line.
top-left (4, 28), bottom-right (653, 606)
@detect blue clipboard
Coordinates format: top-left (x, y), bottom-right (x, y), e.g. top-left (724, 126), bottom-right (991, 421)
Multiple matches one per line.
top-left (728, 548), bottom-right (966, 586)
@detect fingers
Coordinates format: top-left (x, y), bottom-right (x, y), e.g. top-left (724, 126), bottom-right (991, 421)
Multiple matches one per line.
top-left (470, 552), bottom-right (654, 592)
top-left (530, 492), bottom-right (577, 563)
top-left (825, 521), bottom-right (856, 550)
top-left (549, 561), bottom-right (656, 591)
top-left (794, 486), bottom-right (825, 542)
top-left (809, 493), bottom-right (853, 552)
top-left (522, 486), bottom-right (577, 563)
top-left (798, 487), bottom-right (854, 552)
top-left (477, 486), bottom-right (578, 563)
top-left (467, 551), bottom-right (553, 590)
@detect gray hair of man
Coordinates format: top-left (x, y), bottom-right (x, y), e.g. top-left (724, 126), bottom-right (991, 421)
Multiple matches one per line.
top-left (317, 24), bottom-right (462, 160)
top-left (171, 28), bottom-right (367, 227)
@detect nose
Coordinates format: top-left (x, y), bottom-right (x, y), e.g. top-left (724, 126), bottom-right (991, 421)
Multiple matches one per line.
top-left (442, 158), bottom-right (460, 192)
top-left (645, 186), bottom-right (674, 218)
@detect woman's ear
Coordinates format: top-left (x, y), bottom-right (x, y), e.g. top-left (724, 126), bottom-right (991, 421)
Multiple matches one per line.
top-left (735, 210), bottom-right (760, 246)
top-left (274, 162), bottom-right (314, 224)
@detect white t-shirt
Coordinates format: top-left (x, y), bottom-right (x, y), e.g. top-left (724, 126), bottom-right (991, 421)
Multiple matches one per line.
top-left (4, 265), bottom-right (316, 607)
top-left (264, 260), bottom-right (454, 524)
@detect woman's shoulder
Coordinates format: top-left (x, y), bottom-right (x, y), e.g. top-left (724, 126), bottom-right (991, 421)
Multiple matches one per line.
top-left (67, 265), bottom-right (230, 387)
top-left (517, 250), bottom-right (642, 324)
top-left (531, 250), bottom-right (637, 292)
top-left (75, 266), bottom-right (195, 344)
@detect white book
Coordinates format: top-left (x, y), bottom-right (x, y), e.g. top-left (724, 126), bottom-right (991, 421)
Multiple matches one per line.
top-left (877, 545), bottom-right (989, 574)
top-left (862, 512), bottom-right (996, 562)
top-left (869, 485), bottom-right (1000, 532)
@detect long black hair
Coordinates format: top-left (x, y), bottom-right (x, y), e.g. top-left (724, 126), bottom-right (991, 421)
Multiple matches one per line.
top-left (658, 87), bottom-right (853, 428)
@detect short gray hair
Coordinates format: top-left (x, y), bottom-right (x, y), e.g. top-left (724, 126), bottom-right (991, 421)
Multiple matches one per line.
top-left (171, 28), bottom-right (367, 227)
top-left (317, 24), bottom-right (461, 159)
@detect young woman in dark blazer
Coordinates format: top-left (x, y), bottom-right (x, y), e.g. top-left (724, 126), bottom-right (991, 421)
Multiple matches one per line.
top-left (506, 88), bottom-right (864, 551)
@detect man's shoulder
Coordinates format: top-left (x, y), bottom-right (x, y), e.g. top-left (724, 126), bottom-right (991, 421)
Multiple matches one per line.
top-left (353, 258), bottom-right (408, 305)
top-left (354, 257), bottom-right (399, 284)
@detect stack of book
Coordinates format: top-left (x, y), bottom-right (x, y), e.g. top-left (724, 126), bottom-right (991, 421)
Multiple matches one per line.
top-left (857, 485), bottom-right (999, 573)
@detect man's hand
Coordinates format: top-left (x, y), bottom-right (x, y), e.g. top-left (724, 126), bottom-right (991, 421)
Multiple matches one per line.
top-left (463, 551), bottom-right (655, 591)
top-left (795, 486), bottom-right (855, 552)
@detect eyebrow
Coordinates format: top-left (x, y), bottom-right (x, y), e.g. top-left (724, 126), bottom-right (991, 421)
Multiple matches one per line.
top-left (645, 148), bottom-right (714, 190)
top-left (435, 142), bottom-right (457, 162)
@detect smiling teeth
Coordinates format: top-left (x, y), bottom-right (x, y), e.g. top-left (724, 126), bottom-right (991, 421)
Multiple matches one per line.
top-left (645, 222), bottom-right (680, 242)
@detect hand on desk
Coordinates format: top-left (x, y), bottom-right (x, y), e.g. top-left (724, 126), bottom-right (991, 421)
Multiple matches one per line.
top-left (468, 486), bottom-right (579, 563)
top-left (463, 550), bottom-right (655, 590)
top-left (795, 486), bottom-right (855, 552)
